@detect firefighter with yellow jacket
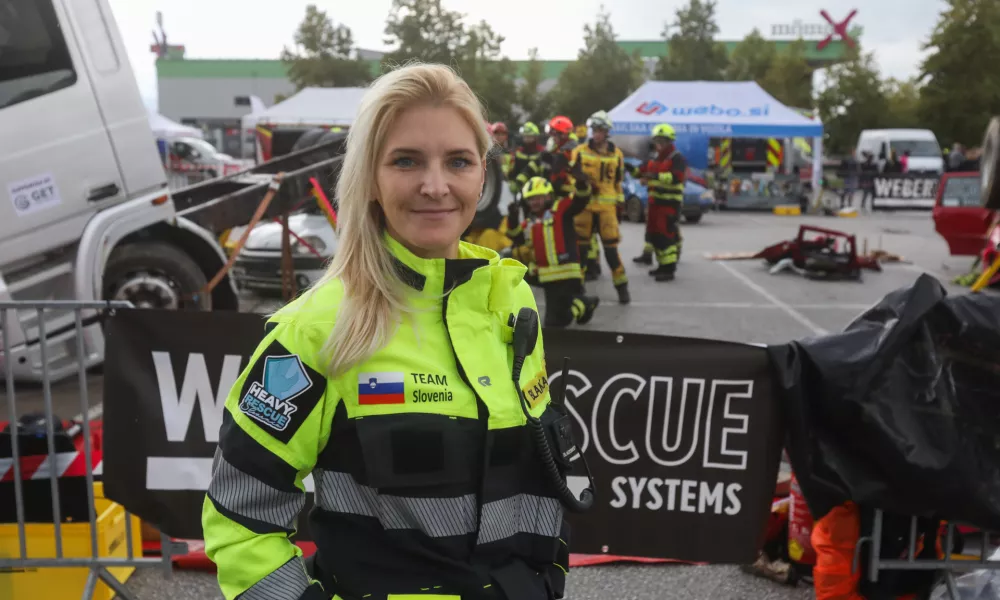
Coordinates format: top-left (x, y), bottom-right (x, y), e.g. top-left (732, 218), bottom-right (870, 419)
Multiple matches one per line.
top-left (569, 110), bottom-right (630, 304)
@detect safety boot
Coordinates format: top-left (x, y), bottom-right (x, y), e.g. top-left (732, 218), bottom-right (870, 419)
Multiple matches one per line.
top-left (584, 258), bottom-right (601, 280)
top-left (633, 252), bottom-right (653, 265)
top-left (648, 264), bottom-right (674, 281)
top-left (576, 296), bottom-right (600, 325)
top-left (615, 282), bottom-right (631, 304)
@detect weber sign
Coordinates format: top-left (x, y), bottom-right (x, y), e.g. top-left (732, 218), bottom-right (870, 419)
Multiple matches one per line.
top-left (872, 174), bottom-right (939, 209)
top-left (102, 309), bottom-right (783, 563)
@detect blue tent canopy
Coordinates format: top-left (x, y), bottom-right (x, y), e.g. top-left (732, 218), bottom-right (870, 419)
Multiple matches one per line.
top-left (608, 80), bottom-right (823, 139)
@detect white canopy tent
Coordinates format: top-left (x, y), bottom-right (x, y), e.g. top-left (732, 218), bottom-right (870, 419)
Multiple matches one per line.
top-left (608, 80), bottom-right (824, 192)
top-left (148, 112), bottom-right (203, 139)
top-left (240, 87), bottom-right (367, 130)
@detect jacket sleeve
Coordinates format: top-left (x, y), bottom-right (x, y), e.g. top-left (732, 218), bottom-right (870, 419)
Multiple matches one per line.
top-left (202, 319), bottom-right (334, 600)
top-left (565, 180), bottom-right (593, 218)
top-left (614, 151), bottom-right (625, 202)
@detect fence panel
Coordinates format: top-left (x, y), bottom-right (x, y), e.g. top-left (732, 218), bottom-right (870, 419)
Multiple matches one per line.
top-left (1, 301), bottom-right (182, 600)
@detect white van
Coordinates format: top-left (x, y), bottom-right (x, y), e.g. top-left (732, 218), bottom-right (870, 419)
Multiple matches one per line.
top-left (1, 0), bottom-right (237, 381)
top-left (855, 129), bottom-right (944, 174)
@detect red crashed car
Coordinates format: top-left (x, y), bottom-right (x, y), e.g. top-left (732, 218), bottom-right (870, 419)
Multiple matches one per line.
top-left (932, 171), bottom-right (1000, 286)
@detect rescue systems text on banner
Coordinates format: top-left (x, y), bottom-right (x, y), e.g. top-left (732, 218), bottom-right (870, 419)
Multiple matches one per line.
top-left (101, 309), bottom-right (783, 563)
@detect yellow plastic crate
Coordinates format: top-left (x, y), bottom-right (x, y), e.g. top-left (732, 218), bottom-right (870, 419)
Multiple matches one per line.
top-left (773, 204), bottom-right (802, 216)
top-left (0, 483), bottom-right (143, 600)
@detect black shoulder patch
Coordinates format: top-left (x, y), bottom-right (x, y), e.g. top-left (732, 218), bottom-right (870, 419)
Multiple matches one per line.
top-left (236, 338), bottom-right (326, 445)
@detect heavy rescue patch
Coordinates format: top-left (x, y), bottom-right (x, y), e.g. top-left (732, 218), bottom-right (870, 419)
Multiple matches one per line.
top-left (238, 339), bottom-right (325, 444)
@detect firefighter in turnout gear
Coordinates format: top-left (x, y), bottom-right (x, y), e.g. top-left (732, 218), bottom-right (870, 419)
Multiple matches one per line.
top-left (508, 122), bottom-right (544, 195)
top-left (490, 121), bottom-right (513, 178)
top-left (631, 123), bottom-right (686, 281)
top-left (570, 110), bottom-right (630, 304)
top-left (506, 175), bottom-right (599, 327)
top-left (532, 115), bottom-right (580, 201)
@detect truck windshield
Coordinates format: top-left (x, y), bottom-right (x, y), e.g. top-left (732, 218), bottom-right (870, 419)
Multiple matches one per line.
top-left (890, 140), bottom-right (941, 158)
top-left (0, 0), bottom-right (77, 110)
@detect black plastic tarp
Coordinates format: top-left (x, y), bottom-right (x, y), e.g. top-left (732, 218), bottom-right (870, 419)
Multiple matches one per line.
top-left (769, 274), bottom-right (1000, 529)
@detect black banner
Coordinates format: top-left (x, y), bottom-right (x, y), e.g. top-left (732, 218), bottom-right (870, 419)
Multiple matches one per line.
top-left (871, 173), bottom-right (939, 209)
top-left (103, 309), bottom-right (782, 563)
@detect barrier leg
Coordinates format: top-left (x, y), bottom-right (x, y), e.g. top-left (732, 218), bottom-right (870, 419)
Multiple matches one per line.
top-left (80, 568), bottom-right (99, 600)
top-left (97, 565), bottom-right (138, 599)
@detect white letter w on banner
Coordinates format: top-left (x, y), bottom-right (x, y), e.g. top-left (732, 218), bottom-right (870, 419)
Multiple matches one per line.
top-left (152, 352), bottom-right (243, 443)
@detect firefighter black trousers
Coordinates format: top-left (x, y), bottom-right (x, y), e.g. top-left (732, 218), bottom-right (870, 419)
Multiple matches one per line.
top-left (543, 278), bottom-right (587, 328)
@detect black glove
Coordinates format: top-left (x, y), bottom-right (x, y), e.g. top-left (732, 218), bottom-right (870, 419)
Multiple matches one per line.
top-left (550, 152), bottom-right (569, 175)
top-left (507, 196), bottom-right (521, 222)
top-left (570, 159), bottom-right (589, 185)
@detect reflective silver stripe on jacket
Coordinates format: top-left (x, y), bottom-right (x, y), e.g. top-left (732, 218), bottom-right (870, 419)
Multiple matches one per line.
top-left (314, 470), bottom-right (477, 538)
top-left (313, 469), bottom-right (563, 543)
top-left (208, 449), bottom-right (304, 531)
top-left (239, 556), bottom-right (311, 600)
top-left (476, 493), bottom-right (563, 545)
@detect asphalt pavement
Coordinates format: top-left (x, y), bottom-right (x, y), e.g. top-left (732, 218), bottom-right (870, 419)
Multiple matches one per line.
top-left (5, 209), bottom-right (973, 599)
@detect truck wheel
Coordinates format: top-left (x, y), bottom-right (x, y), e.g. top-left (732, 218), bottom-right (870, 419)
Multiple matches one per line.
top-left (469, 157), bottom-right (505, 230)
top-left (291, 128), bottom-right (327, 153)
top-left (625, 196), bottom-right (644, 223)
top-left (982, 117), bottom-right (1000, 210)
top-left (683, 212), bottom-right (702, 224)
top-left (103, 241), bottom-right (212, 310)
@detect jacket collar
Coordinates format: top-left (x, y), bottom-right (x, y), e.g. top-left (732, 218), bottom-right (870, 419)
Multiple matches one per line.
top-left (588, 139), bottom-right (616, 154)
top-left (385, 232), bottom-right (528, 315)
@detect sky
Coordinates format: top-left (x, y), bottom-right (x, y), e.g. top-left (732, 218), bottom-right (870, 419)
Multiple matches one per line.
top-left (105, 0), bottom-right (948, 112)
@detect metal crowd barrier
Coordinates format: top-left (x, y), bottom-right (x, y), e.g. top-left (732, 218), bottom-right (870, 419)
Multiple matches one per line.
top-left (854, 509), bottom-right (1000, 600)
top-left (0, 300), bottom-right (179, 600)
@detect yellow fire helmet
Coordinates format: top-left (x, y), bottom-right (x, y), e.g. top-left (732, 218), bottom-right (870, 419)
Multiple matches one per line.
top-left (522, 176), bottom-right (553, 199)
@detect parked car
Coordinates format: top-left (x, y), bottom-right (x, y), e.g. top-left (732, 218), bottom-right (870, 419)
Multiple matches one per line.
top-left (933, 172), bottom-right (995, 255)
top-left (932, 170), bottom-right (998, 287)
top-left (228, 209), bottom-right (336, 294)
top-left (621, 157), bottom-right (715, 224)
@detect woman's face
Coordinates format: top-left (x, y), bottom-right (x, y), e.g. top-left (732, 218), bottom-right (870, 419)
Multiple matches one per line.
top-left (376, 104), bottom-right (484, 259)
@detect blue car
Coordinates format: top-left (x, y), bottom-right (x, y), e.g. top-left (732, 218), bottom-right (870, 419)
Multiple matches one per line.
top-left (621, 157), bottom-right (714, 224)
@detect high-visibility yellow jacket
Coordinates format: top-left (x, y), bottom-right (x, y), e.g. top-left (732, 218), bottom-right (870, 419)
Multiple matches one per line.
top-left (570, 140), bottom-right (624, 205)
top-left (202, 233), bottom-right (567, 600)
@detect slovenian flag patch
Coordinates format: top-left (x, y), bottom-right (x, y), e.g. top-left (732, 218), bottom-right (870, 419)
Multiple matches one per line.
top-left (358, 372), bottom-right (405, 405)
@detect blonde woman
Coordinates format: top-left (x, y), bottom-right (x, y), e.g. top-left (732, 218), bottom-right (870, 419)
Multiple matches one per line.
top-left (202, 63), bottom-right (589, 600)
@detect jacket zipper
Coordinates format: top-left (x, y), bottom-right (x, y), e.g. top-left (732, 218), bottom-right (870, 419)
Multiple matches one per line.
top-left (440, 290), bottom-right (492, 559)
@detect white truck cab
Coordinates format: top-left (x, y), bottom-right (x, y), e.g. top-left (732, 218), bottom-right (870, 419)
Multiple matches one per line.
top-left (1, 0), bottom-right (237, 382)
top-left (855, 129), bottom-right (944, 174)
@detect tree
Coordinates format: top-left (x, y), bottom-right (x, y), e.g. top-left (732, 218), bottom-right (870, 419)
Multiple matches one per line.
top-left (515, 48), bottom-right (552, 126)
top-left (381, 0), bottom-right (465, 68)
top-left (724, 28), bottom-right (775, 82)
top-left (655, 0), bottom-right (729, 81)
top-left (760, 40), bottom-right (813, 108)
top-left (547, 7), bottom-right (645, 125)
top-left (380, 0), bottom-right (518, 124)
top-left (280, 5), bottom-right (373, 89)
top-left (815, 47), bottom-right (890, 154)
top-left (918, 0), bottom-right (1000, 146)
top-left (456, 21), bottom-right (519, 125)
top-left (883, 78), bottom-right (922, 129)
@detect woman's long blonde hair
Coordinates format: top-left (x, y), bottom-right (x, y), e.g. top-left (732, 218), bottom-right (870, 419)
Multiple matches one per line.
top-left (306, 62), bottom-right (492, 378)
